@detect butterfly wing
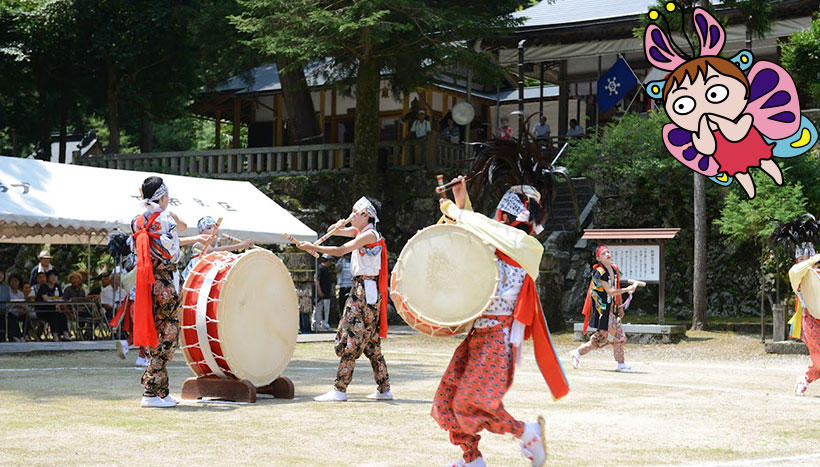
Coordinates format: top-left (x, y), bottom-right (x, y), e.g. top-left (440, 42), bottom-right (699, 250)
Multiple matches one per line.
top-left (764, 115), bottom-right (818, 159)
top-left (745, 61), bottom-right (801, 140)
top-left (663, 123), bottom-right (722, 177)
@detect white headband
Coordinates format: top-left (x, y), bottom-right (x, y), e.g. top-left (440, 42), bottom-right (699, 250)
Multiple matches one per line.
top-left (353, 197), bottom-right (379, 224)
top-left (143, 183), bottom-right (168, 209)
top-left (496, 185), bottom-right (544, 234)
top-left (796, 242), bottom-right (816, 258)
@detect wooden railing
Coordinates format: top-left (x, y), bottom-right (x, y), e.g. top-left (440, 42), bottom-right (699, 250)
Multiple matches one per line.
top-left (76, 136), bottom-right (470, 178)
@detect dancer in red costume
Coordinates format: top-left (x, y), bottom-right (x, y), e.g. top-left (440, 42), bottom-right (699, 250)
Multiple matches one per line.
top-left (129, 176), bottom-right (207, 408)
top-left (432, 176), bottom-right (569, 467)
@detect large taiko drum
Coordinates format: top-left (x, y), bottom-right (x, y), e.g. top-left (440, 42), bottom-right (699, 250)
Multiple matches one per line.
top-left (179, 248), bottom-right (298, 387)
top-left (391, 224), bottom-right (498, 336)
top-left (790, 254), bottom-right (820, 319)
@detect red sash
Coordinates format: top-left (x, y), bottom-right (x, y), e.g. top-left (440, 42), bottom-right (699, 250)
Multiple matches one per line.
top-left (496, 251), bottom-right (569, 401)
top-left (362, 237), bottom-right (389, 338)
top-left (132, 212), bottom-right (161, 347)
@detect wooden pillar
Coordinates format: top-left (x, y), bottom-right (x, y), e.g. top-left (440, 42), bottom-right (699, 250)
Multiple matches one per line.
top-left (558, 59), bottom-right (568, 137)
top-left (331, 89), bottom-right (337, 117)
top-left (214, 111), bottom-right (221, 149)
top-left (539, 62), bottom-right (545, 117)
top-left (319, 90), bottom-right (326, 133)
top-left (658, 240), bottom-right (666, 325)
top-left (275, 95), bottom-right (283, 146)
top-left (232, 99), bottom-right (241, 149)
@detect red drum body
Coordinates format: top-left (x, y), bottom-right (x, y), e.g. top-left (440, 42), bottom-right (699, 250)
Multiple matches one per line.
top-left (180, 249), bottom-right (298, 386)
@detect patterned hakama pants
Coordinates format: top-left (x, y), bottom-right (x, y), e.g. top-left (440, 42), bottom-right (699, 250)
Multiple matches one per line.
top-left (431, 315), bottom-right (524, 462)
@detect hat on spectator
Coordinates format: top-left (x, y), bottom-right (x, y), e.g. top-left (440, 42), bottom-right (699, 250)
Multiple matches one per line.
top-left (68, 270), bottom-right (83, 282)
top-left (38, 249), bottom-right (52, 259)
top-left (321, 253), bottom-right (335, 261)
top-left (417, 110), bottom-right (425, 114)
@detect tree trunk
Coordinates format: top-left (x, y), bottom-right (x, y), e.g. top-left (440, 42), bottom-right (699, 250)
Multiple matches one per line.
top-left (692, 174), bottom-right (707, 330)
top-left (140, 112), bottom-right (154, 153)
top-left (58, 89), bottom-right (67, 164)
top-left (352, 53), bottom-right (381, 193)
top-left (277, 56), bottom-right (321, 144)
top-left (106, 59), bottom-right (120, 154)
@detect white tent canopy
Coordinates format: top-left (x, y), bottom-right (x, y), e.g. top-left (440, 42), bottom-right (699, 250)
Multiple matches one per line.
top-left (0, 156), bottom-right (317, 245)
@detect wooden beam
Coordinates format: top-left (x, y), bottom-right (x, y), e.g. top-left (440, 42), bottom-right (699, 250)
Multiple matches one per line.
top-left (331, 89), bottom-right (337, 117)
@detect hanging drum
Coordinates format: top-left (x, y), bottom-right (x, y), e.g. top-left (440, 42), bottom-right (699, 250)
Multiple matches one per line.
top-left (391, 224), bottom-right (498, 336)
top-left (180, 248), bottom-right (299, 387)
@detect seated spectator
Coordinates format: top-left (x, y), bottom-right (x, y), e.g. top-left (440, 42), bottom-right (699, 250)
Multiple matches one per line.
top-left (531, 115), bottom-right (551, 141)
top-left (30, 249), bottom-right (55, 286)
top-left (36, 270), bottom-right (70, 341)
top-left (21, 282), bottom-right (34, 301)
top-left (63, 271), bottom-right (86, 301)
top-left (497, 117), bottom-right (513, 141)
top-left (33, 271), bottom-right (47, 294)
top-left (567, 118), bottom-right (585, 137)
top-left (410, 110), bottom-right (431, 139)
top-left (7, 274), bottom-right (26, 342)
top-left (100, 273), bottom-right (127, 321)
top-left (88, 272), bottom-right (110, 297)
top-left (442, 118), bottom-right (460, 144)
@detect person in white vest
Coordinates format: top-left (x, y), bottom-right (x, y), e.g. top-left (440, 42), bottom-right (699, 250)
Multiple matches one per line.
top-left (297, 196), bottom-right (392, 402)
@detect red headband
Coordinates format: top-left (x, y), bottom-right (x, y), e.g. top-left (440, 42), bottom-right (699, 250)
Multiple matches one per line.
top-left (595, 245), bottom-right (609, 259)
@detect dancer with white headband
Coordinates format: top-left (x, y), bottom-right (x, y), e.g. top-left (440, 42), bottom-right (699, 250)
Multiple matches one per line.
top-left (129, 176), bottom-right (208, 408)
top-left (180, 216), bottom-right (253, 280)
top-left (571, 245), bottom-right (638, 372)
top-left (296, 196), bottom-right (392, 402)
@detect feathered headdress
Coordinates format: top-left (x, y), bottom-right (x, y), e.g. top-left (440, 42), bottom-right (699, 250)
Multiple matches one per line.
top-left (771, 214), bottom-right (819, 258)
top-left (465, 114), bottom-right (556, 233)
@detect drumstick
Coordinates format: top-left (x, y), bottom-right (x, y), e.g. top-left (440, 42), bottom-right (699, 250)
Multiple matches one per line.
top-left (436, 174), bottom-right (447, 199)
top-left (628, 280), bottom-right (647, 287)
top-left (315, 213), bottom-right (356, 246)
top-left (282, 233), bottom-right (320, 258)
top-left (434, 171), bottom-right (487, 194)
top-left (220, 232), bottom-right (254, 249)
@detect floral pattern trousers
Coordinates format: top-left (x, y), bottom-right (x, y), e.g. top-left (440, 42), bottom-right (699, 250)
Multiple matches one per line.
top-left (803, 312), bottom-right (820, 384)
top-left (579, 310), bottom-right (626, 364)
top-left (333, 278), bottom-right (390, 393)
top-left (141, 263), bottom-right (180, 398)
top-left (431, 315), bottom-right (525, 463)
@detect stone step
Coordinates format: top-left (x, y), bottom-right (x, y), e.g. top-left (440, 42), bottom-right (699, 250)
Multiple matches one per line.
top-left (573, 322), bottom-right (686, 344)
top-left (763, 340), bottom-right (809, 355)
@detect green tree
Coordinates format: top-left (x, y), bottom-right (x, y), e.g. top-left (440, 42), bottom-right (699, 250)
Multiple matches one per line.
top-left (232, 0), bottom-right (521, 192)
top-left (0, 0), bottom-right (88, 161)
top-left (781, 12), bottom-right (820, 104)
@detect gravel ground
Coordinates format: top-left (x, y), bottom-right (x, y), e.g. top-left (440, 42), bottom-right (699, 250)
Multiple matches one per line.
top-left (0, 329), bottom-right (817, 466)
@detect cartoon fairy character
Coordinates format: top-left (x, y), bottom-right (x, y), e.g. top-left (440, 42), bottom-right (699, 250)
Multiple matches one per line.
top-left (643, 2), bottom-right (817, 199)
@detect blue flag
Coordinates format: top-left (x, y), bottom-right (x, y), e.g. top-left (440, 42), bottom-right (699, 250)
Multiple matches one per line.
top-left (597, 57), bottom-right (638, 113)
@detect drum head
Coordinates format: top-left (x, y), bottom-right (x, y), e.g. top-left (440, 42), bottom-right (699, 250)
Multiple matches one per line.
top-left (217, 249), bottom-right (298, 386)
top-left (393, 224), bottom-right (498, 327)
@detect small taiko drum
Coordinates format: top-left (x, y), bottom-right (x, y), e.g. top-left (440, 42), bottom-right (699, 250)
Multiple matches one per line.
top-left (391, 224), bottom-right (498, 336)
top-left (180, 248), bottom-right (298, 386)
top-left (790, 254), bottom-right (820, 319)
